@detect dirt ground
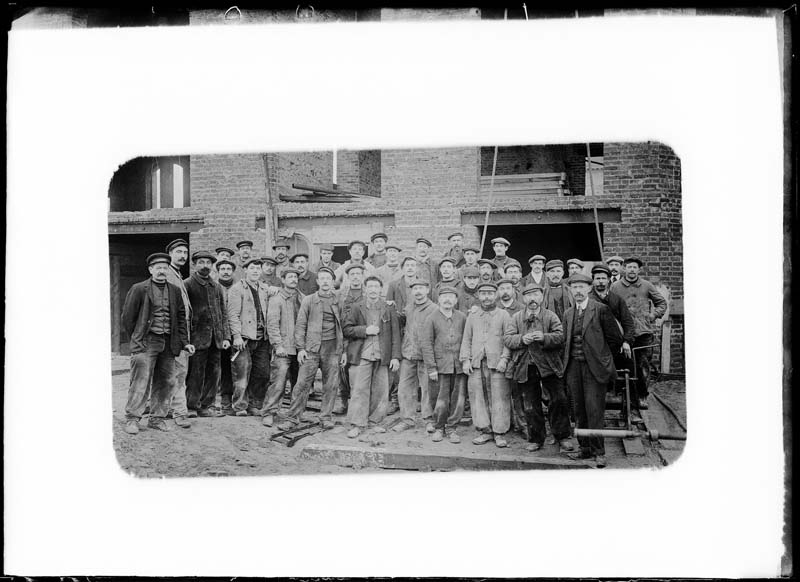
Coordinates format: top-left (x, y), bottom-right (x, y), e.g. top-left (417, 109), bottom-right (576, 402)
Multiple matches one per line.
top-left (111, 356), bottom-right (686, 478)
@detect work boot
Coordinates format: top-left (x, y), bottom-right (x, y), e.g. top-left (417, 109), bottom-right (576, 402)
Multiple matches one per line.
top-left (559, 438), bottom-right (575, 452)
top-left (220, 406), bottom-right (234, 416)
top-left (595, 455), bottom-right (607, 468)
top-left (392, 420), bottom-right (413, 433)
top-left (494, 434), bottom-right (508, 448)
top-left (448, 432), bottom-right (461, 444)
top-left (333, 399), bottom-right (348, 415)
top-left (526, 442), bottom-right (542, 452)
top-left (347, 427), bottom-right (360, 439)
top-left (387, 401), bottom-right (400, 415)
top-left (425, 422), bottom-right (435, 434)
top-left (235, 409), bottom-right (248, 417)
top-left (262, 414), bottom-right (274, 427)
top-left (320, 419), bottom-right (335, 430)
top-left (174, 415), bottom-right (191, 429)
top-left (198, 407), bottom-right (218, 418)
top-left (247, 406), bottom-right (261, 416)
top-left (472, 433), bottom-right (493, 445)
top-left (187, 410), bottom-right (198, 419)
top-left (431, 429), bottom-right (444, 442)
top-left (124, 420), bottom-right (140, 435)
top-left (147, 418), bottom-right (171, 432)
top-left (371, 425), bottom-right (387, 434)
top-left (276, 420), bottom-right (295, 432)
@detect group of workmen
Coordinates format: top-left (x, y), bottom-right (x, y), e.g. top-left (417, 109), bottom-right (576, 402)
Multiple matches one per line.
top-left (121, 231), bottom-right (667, 467)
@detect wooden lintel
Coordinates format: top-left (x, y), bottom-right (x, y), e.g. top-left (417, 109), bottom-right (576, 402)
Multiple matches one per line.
top-left (108, 220), bottom-right (204, 234)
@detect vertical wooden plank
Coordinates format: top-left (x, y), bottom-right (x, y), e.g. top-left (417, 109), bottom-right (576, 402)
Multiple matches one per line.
top-left (110, 255), bottom-right (121, 353)
top-left (661, 319), bottom-right (672, 374)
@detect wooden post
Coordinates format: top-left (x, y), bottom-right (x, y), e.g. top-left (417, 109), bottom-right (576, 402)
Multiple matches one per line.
top-left (655, 283), bottom-right (672, 374)
top-left (110, 256), bottom-right (121, 353)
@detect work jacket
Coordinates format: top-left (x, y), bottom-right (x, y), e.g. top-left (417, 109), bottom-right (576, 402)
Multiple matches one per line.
top-left (445, 247), bottom-right (466, 268)
top-left (227, 279), bottom-right (271, 342)
top-left (610, 276), bottom-right (667, 337)
top-left (542, 280), bottom-right (575, 321)
top-left (296, 269), bottom-right (319, 296)
top-left (367, 252), bottom-right (387, 268)
top-left (496, 296), bottom-right (525, 317)
top-left (521, 270), bottom-right (547, 289)
top-left (420, 308), bottom-right (467, 375)
top-left (589, 287), bottom-right (636, 345)
top-left (266, 288), bottom-right (305, 355)
top-left (386, 276), bottom-right (414, 318)
top-left (413, 255), bottom-right (439, 285)
top-left (401, 299), bottom-right (438, 360)
top-left (165, 264), bottom-right (192, 339)
top-left (456, 282), bottom-right (481, 314)
top-left (503, 307), bottom-right (564, 382)
top-left (184, 273), bottom-right (231, 350)
top-left (460, 306), bottom-right (512, 370)
top-left (342, 300), bottom-right (402, 366)
top-left (122, 279), bottom-right (189, 356)
top-left (374, 263), bottom-right (402, 292)
top-left (295, 291), bottom-right (343, 354)
top-left (562, 299), bottom-right (623, 384)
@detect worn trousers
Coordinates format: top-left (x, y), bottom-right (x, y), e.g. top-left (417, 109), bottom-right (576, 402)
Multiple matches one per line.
top-left (282, 339), bottom-right (341, 424)
top-left (565, 358), bottom-right (607, 456)
top-left (397, 358), bottom-right (432, 424)
top-left (261, 353), bottom-right (299, 416)
top-left (467, 360), bottom-right (511, 435)
top-left (186, 344), bottom-right (222, 411)
top-left (633, 333), bottom-right (654, 400)
top-left (231, 338), bottom-right (270, 412)
top-left (126, 333), bottom-right (176, 421)
top-left (510, 383), bottom-right (527, 434)
top-left (219, 347), bottom-right (233, 407)
top-left (169, 349), bottom-right (189, 418)
top-left (519, 365), bottom-right (571, 445)
top-left (347, 359), bottom-right (389, 428)
top-left (430, 373), bottom-right (467, 432)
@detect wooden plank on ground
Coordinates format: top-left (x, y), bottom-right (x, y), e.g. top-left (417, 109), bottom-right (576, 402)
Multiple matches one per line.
top-left (622, 437), bottom-right (646, 456)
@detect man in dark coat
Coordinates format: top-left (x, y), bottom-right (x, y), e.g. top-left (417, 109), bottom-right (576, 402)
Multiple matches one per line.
top-left (184, 251), bottom-right (231, 417)
top-left (562, 273), bottom-right (624, 468)
top-left (291, 253), bottom-right (319, 296)
top-left (589, 263), bottom-right (635, 366)
top-left (542, 259), bottom-right (575, 323)
top-left (122, 253), bottom-right (193, 434)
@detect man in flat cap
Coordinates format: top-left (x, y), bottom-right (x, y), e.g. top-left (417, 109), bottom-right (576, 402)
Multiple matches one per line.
top-left (333, 262), bottom-right (367, 415)
top-left (522, 254), bottom-right (547, 288)
top-left (611, 257), bottom-right (667, 410)
top-left (460, 281), bottom-right (513, 448)
top-left (503, 283), bottom-right (574, 452)
top-left (334, 240), bottom-right (376, 292)
top-left (164, 239), bottom-right (193, 428)
top-left (543, 259), bottom-right (575, 323)
top-left (342, 275), bottom-right (401, 438)
top-left (386, 256), bottom-right (418, 317)
top-left (431, 257), bottom-right (459, 302)
top-left (272, 238), bottom-right (293, 278)
top-left (566, 258), bottom-right (584, 279)
top-left (235, 240), bottom-right (254, 275)
top-left (503, 260), bottom-right (525, 300)
top-left (420, 285), bottom-right (468, 443)
top-left (606, 255), bottom-right (624, 285)
top-left (496, 278), bottom-right (524, 316)
top-left (315, 243), bottom-right (341, 274)
top-left (215, 258), bottom-right (238, 415)
top-left (122, 253), bottom-right (194, 434)
top-left (277, 266), bottom-right (345, 431)
top-left (490, 237), bottom-right (514, 278)
top-left (589, 263), bottom-right (635, 365)
top-left (260, 267), bottom-right (304, 427)
top-left (259, 257), bottom-right (282, 288)
top-left (374, 244), bottom-right (403, 292)
top-left (211, 247), bottom-right (235, 283)
top-left (184, 251), bottom-right (231, 418)
top-left (413, 237), bottom-right (438, 285)
top-left (291, 253), bottom-right (318, 296)
top-left (563, 273), bottom-right (624, 468)
top-left (477, 258), bottom-right (497, 285)
top-left (456, 265), bottom-right (482, 315)
top-left (458, 246), bottom-right (480, 279)
top-left (367, 233), bottom-right (389, 268)
top-left (444, 232), bottom-right (466, 268)
top-left (392, 278), bottom-right (439, 433)
top-left (227, 258), bottom-right (272, 416)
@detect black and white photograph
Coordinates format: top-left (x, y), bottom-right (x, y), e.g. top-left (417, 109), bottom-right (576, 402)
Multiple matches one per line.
top-left (5, 5), bottom-right (788, 578)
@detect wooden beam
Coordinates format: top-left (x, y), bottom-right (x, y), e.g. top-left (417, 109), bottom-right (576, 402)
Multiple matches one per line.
top-left (108, 220), bottom-right (204, 234)
top-left (461, 209), bottom-right (622, 226)
top-left (291, 183), bottom-right (364, 197)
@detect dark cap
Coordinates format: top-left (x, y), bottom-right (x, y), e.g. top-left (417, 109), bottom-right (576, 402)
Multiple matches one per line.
top-left (491, 237), bottom-right (511, 247)
top-left (568, 273), bottom-right (592, 285)
top-left (347, 240), bottom-right (367, 250)
top-left (528, 254), bottom-right (547, 264)
top-left (477, 258), bottom-right (497, 269)
top-left (147, 252), bottom-right (171, 266)
top-left (215, 259), bottom-right (236, 271)
top-left (522, 283), bottom-right (544, 295)
top-left (345, 263), bottom-right (365, 274)
top-left (437, 285), bottom-right (458, 296)
top-left (477, 282), bottom-right (498, 292)
top-left (319, 243), bottom-right (335, 252)
top-left (496, 278), bottom-right (514, 287)
top-left (370, 233), bottom-right (388, 242)
top-left (243, 258), bottom-right (263, 269)
top-left (607, 255), bottom-right (624, 264)
top-left (447, 232), bottom-right (464, 240)
top-left (591, 263), bottom-right (612, 276)
top-left (624, 256), bottom-right (643, 267)
top-left (215, 247), bottom-right (235, 256)
top-left (545, 259), bottom-right (564, 271)
top-left (260, 256), bottom-right (278, 266)
top-left (567, 258), bottom-right (584, 268)
top-left (410, 278), bottom-right (430, 288)
top-left (191, 250), bottom-right (217, 264)
top-left (272, 238), bottom-right (291, 250)
top-left (386, 244), bottom-right (402, 252)
top-left (438, 257), bottom-right (457, 267)
top-left (415, 237), bottom-right (432, 247)
top-left (316, 266), bottom-right (335, 278)
top-left (235, 240), bottom-right (254, 249)
top-left (166, 238), bottom-right (189, 253)
top-left (462, 266), bottom-right (480, 278)
top-left (504, 258), bottom-right (522, 270)
top-left (400, 256), bottom-right (417, 267)
top-left (463, 247), bottom-right (480, 254)
top-left (280, 268), bottom-right (300, 278)
top-left (290, 253), bottom-right (309, 263)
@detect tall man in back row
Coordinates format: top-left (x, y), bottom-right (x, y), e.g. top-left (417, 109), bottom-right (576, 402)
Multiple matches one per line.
top-left (367, 232), bottom-right (389, 268)
top-left (444, 232), bottom-right (466, 268)
top-left (490, 237), bottom-right (514, 278)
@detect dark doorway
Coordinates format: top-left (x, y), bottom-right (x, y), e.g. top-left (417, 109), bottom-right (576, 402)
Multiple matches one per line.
top-left (109, 233), bottom-right (190, 354)
top-left (332, 244), bottom-right (350, 266)
top-left (478, 223), bottom-right (603, 275)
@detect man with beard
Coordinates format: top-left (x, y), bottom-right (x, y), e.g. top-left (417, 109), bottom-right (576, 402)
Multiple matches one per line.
top-left (277, 267), bottom-right (345, 430)
top-left (503, 284), bottom-right (574, 453)
top-left (385, 256), bottom-right (417, 316)
top-left (272, 238), bottom-right (292, 278)
top-left (122, 253), bottom-right (193, 434)
top-left (164, 238), bottom-right (193, 428)
top-left (606, 255), bottom-right (624, 285)
top-left (215, 258), bottom-right (238, 415)
top-left (542, 259), bottom-right (575, 323)
top-left (589, 263), bottom-right (635, 366)
top-left (431, 257), bottom-right (459, 302)
top-left (563, 273), bottom-right (623, 468)
top-left (227, 258), bottom-right (272, 416)
top-left (374, 244), bottom-right (403, 291)
top-left (333, 263), bottom-right (366, 415)
top-left (367, 232), bottom-right (389, 268)
top-left (566, 258), bottom-right (584, 279)
top-left (334, 240), bottom-right (376, 292)
top-left (291, 253), bottom-right (318, 296)
top-left (522, 254), bottom-right (547, 288)
top-left (490, 237), bottom-right (514, 278)
top-left (184, 251), bottom-right (231, 418)
top-left (444, 232), bottom-right (466, 268)
top-left (315, 244), bottom-right (341, 273)
top-left (610, 257), bottom-right (667, 410)
top-left (477, 258), bottom-right (498, 284)
top-left (456, 266), bottom-right (481, 315)
top-left (342, 276), bottom-right (401, 438)
top-left (259, 256), bottom-right (282, 288)
top-left (460, 282), bottom-right (512, 448)
top-left (458, 246), bottom-right (480, 278)
top-left (420, 286), bottom-right (467, 444)
top-left (393, 279), bottom-right (439, 433)
top-left (496, 278), bottom-right (524, 316)
top-left (414, 237), bottom-right (438, 284)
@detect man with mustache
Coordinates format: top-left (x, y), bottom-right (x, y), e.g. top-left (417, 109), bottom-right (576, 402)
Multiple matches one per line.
top-left (272, 238), bottom-right (293, 278)
top-left (542, 259), bottom-right (575, 323)
top-left (477, 258), bottom-right (497, 284)
top-left (414, 237), bottom-right (438, 284)
top-left (444, 232), bottom-right (466, 268)
top-left (522, 254), bottom-right (547, 288)
top-left (215, 258), bottom-right (237, 415)
top-left (291, 253), bottom-right (318, 296)
top-left (164, 238), bottom-right (193, 429)
top-left (334, 240), bottom-right (376, 292)
top-left (367, 232), bottom-right (389, 268)
top-left (496, 278), bottom-right (524, 316)
top-left (606, 255), bottom-right (624, 285)
top-left (589, 263), bottom-right (635, 365)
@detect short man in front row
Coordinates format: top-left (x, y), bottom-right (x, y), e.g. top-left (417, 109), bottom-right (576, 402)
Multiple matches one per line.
top-left (227, 258), bottom-right (272, 416)
top-left (460, 282), bottom-right (512, 448)
top-left (503, 284), bottom-right (573, 452)
top-left (563, 273), bottom-right (623, 468)
top-left (261, 268), bottom-right (304, 427)
top-left (122, 253), bottom-right (193, 434)
top-left (342, 276), bottom-right (401, 438)
top-left (277, 267), bottom-right (344, 431)
top-left (367, 232), bottom-right (388, 268)
top-left (184, 251), bottom-right (231, 417)
top-left (420, 286), bottom-right (467, 444)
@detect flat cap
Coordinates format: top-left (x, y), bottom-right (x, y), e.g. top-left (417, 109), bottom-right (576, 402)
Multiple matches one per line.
top-left (462, 266), bottom-right (480, 277)
top-left (477, 258), bottom-right (498, 268)
top-left (319, 243), bottom-right (335, 252)
top-left (409, 278), bottom-right (430, 288)
top-left (243, 258), bottom-right (263, 269)
top-left (235, 240), bottom-right (254, 249)
top-left (386, 244), bottom-right (402, 252)
top-left (567, 258), bottom-right (584, 268)
top-left (147, 252), bottom-right (171, 266)
top-left (607, 255), bottom-right (624, 264)
top-left (260, 256), bottom-right (278, 266)
top-left (545, 259), bottom-right (564, 271)
top-left (347, 240), bottom-right (367, 250)
top-left (400, 256), bottom-right (417, 267)
top-left (496, 278), bottom-right (514, 286)
top-left (166, 238), bottom-right (189, 253)
top-left (437, 285), bottom-right (459, 296)
top-left (491, 237), bottom-right (511, 247)
top-left (438, 257), bottom-right (457, 267)
top-left (463, 247), bottom-right (480, 254)
top-left (504, 258), bottom-right (522, 270)
top-left (316, 266), bottom-right (335, 278)
top-left (477, 282), bottom-right (498, 292)
top-left (528, 254), bottom-right (547, 264)
top-left (447, 232), bottom-right (464, 240)
top-left (215, 247), bottom-right (235, 256)
top-left (568, 273), bottom-right (593, 285)
top-left (624, 256), bottom-right (644, 267)
top-left (215, 259), bottom-right (236, 271)
top-left (370, 232), bottom-right (388, 242)
top-left (345, 263), bottom-right (366, 273)
top-left (191, 250), bottom-right (216, 263)
top-left (272, 238), bottom-right (291, 250)
top-left (415, 237), bottom-right (432, 247)
top-left (591, 263), bottom-right (612, 276)
top-left (280, 267), bottom-right (300, 278)
top-left (290, 253), bottom-right (309, 263)
top-left (522, 283), bottom-right (544, 294)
